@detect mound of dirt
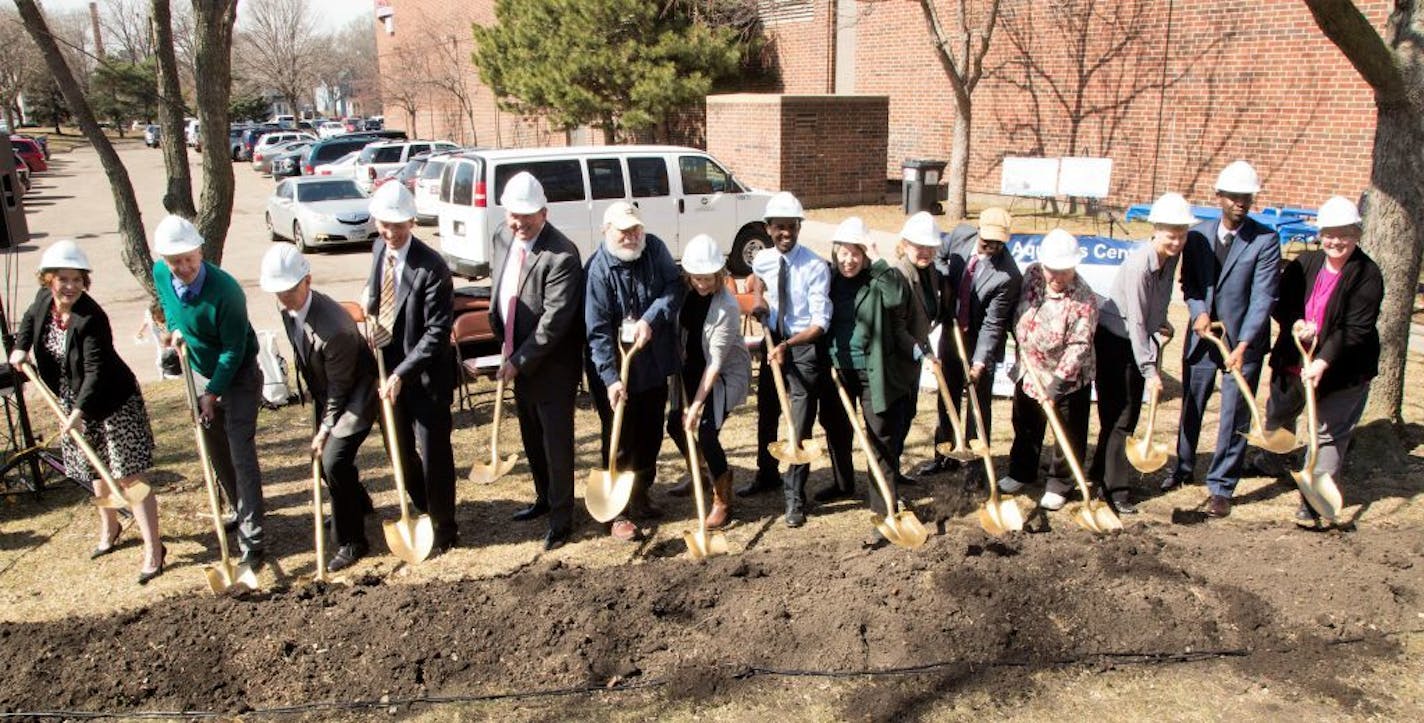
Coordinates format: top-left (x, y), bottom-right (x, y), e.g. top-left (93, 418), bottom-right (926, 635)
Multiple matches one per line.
top-left (1, 521), bottom-right (1417, 716)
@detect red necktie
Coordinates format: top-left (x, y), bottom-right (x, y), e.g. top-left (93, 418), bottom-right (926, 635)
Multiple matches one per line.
top-left (957, 255), bottom-right (979, 331)
top-left (502, 246), bottom-right (527, 357)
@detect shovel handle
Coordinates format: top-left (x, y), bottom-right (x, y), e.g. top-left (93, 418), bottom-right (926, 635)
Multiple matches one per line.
top-left (761, 327), bottom-right (803, 449)
top-left (174, 338), bottom-right (237, 569)
top-left (311, 457), bottom-right (328, 582)
top-left (18, 362), bottom-right (124, 502)
top-left (604, 342), bottom-right (639, 477)
top-left (372, 348), bottom-right (416, 525)
top-left (926, 354), bottom-right (969, 449)
top-left (1201, 322), bottom-right (1269, 437)
top-left (949, 325), bottom-right (990, 449)
top-left (1023, 367), bottom-right (1096, 507)
top-left (488, 372), bottom-right (506, 462)
top-left (829, 367), bottom-right (898, 518)
top-left (1291, 324), bottom-right (1321, 476)
top-left (684, 426), bottom-right (711, 535)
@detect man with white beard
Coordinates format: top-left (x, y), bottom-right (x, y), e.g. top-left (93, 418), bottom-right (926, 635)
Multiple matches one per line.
top-left (584, 201), bottom-right (683, 541)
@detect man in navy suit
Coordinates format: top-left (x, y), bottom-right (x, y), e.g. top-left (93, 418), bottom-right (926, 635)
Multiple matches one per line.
top-left (1172, 161), bottom-right (1280, 518)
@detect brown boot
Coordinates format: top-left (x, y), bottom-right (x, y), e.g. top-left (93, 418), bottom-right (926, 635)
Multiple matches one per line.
top-left (705, 470), bottom-right (733, 529)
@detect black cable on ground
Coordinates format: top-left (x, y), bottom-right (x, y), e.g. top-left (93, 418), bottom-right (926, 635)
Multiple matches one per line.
top-left (1, 628), bottom-right (1419, 720)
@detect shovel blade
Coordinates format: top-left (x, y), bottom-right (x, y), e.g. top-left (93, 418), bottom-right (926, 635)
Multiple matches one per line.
top-left (977, 496), bottom-right (1025, 536)
top-left (585, 469), bottom-right (636, 523)
top-left (204, 561), bottom-right (258, 595)
top-left (767, 439), bottom-right (823, 465)
top-left (682, 529), bottom-right (729, 559)
top-left (1295, 471), bottom-right (1343, 522)
top-left (467, 455), bottom-right (518, 485)
top-left (1124, 437), bottom-right (1170, 473)
top-left (383, 515), bottom-right (435, 565)
top-left (968, 439), bottom-right (992, 456)
top-left (1247, 427), bottom-right (1299, 454)
top-left (1065, 502), bottom-right (1104, 534)
top-left (871, 511), bottom-right (929, 549)
top-left (934, 441), bottom-right (979, 462)
top-left (1089, 500), bottom-right (1124, 532)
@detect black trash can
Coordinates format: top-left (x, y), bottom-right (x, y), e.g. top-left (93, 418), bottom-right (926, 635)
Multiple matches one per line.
top-left (902, 159), bottom-right (947, 215)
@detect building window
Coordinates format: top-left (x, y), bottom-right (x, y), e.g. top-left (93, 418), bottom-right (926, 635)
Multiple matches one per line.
top-left (758, 0), bottom-right (814, 25)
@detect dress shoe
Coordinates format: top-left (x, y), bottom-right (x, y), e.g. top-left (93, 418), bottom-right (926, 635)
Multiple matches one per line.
top-left (895, 473), bottom-right (919, 488)
top-left (1294, 501), bottom-right (1322, 526)
top-left (916, 457), bottom-right (961, 476)
top-left (1039, 491), bottom-right (1067, 511)
top-left (666, 474), bottom-right (703, 498)
top-left (610, 519), bottom-right (641, 541)
top-left (511, 503), bottom-right (549, 522)
top-left (238, 548), bottom-right (265, 571)
top-left (90, 528), bottom-right (122, 560)
top-left (812, 485), bottom-right (855, 503)
top-left (784, 508), bottom-right (806, 528)
top-left (736, 472), bottom-right (781, 498)
top-left (432, 534), bottom-right (459, 555)
top-left (1110, 496), bottom-right (1139, 515)
top-left (543, 527), bottom-right (570, 551)
top-left (1160, 473), bottom-right (1191, 492)
top-left (137, 544), bottom-right (167, 585)
top-left (1206, 494), bottom-right (1231, 518)
top-left (326, 543), bottom-right (368, 573)
top-left (997, 476), bottom-right (1025, 494)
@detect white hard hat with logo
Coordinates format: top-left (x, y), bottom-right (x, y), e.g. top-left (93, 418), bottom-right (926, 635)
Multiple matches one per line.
top-left (153, 215), bottom-right (204, 256)
top-left (1038, 229), bottom-right (1082, 270)
top-left (763, 191), bottom-right (805, 221)
top-left (1147, 192), bottom-right (1198, 226)
top-left (831, 217), bottom-right (868, 246)
top-left (39, 239), bottom-right (92, 272)
top-left (500, 172), bottom-right (547, 214)
top-left (1315, 195), bottom-right (1363, 229)
top-left (368, 180), bottom-right (417, 223)
top-left (681, 234), bottom-right (725, 275)
top-left (1215, 160), bottom-right (1262, 195)
top-left (259, 243), bottom-right (311, 293)
top-left (899, 211), bottom-right (941, 248)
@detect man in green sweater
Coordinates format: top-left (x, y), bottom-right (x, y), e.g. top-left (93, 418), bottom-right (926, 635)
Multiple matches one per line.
top-left (152, 215), bottom-right (266, 569)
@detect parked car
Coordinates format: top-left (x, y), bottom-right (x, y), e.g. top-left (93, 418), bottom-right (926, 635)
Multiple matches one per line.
top-left (312, 150), bottom-right (361, 178)
top-left (266, 177), bottom-right (376, 251)
top-left (144, 124), bottom-right (160, 148)
top-left (184, 118), bottom-right (200, 149)
top-left (437, 145), bottom-right (772, 278)
top-left (413, 150), bottom-right (460, 225)
top-left (251, 132), bottom-right (316, 173)
top-left (227, 125), bottom-right (251, 160)
top-left (299, 130), bottom-right (408, 176)
top-left (271, 114), bottom-right (296, 129)
top-left (270, 142), bottom-right (313, 178)
top-left (342, 116), bottom-right (364, 133)
top-left (9, 136), bottom-right (46, 173)
top-left (316, 120), bottom-right (345, 139)
top-left (363, 117), bottom-right (384, 131)
top-left (354, 140), bottom-right (458, 192)
top-left (253, 138), bottom-right (314, 174)
top-left (17, 133), bottom-right (50, 159)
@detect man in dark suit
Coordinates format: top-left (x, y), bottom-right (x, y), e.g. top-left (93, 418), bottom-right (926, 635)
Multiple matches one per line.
top-left (364, 182), bottom-right (458, 551)
top-left (1173, 160), bottom-right (1280, 518)
top-left (488, 172), bottom-right (584, 551)
top-left (919, 207), bottom-right (1022, 477)
top-left (261, 244), bottom-right (378, 572)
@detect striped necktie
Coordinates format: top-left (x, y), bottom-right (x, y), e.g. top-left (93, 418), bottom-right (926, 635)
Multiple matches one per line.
top-left (372, 250), bottom-right (397, 348)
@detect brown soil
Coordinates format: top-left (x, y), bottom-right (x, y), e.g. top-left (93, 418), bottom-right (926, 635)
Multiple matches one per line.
top-left (1, 510), bottom-right (1419, 718)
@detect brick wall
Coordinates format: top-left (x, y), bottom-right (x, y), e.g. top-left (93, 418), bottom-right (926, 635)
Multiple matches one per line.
top-left (707, 94), bottom-right (888, 207)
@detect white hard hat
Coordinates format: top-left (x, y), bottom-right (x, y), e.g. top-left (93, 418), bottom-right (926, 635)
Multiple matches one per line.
top-left (681, 234), bottom-right (725, 275)
top-left (153, 214), bottom-right (204, 256)
top-left (500, 172), bottom-right (547, 214)
top-left (258, 243), bottom-right (311, 293)
top-left (39, 239), bottom-right (91, 272)
top-left (899, 211), bottom-right (940, 248)
top-left (1315, 195), bottom-right (1362, 229)
top-left (1215, 160), bottom-right (1262, 195)
top-left (763, 191), bottom-right (805, 221)
top-left (603, 201), bottom-right (642, 230)
top-left (1038, 229), bottom-right (1082, 270)
top-left (1147, 192), bottom-right (1197, 226)
top-left (368, 181), bottom-right (417, 223)
top-left (831, 217), bottom-right (868, 246)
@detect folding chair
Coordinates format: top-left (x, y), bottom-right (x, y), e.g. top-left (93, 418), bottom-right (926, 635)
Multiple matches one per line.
top-left (451, 307), bottom-right (498, 409)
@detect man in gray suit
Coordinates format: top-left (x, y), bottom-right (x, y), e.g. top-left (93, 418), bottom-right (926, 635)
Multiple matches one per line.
top-left (261, 244), bottom-right (378, 572)
top-left (1173, 160), bottom-right (1280, 518)
top-left (489, 172), bottom-right (585, 551)
top-left (919, 207), bottom-right (1022, 478)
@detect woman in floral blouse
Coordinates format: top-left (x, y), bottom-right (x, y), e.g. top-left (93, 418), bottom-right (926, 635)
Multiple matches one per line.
top-left (998, 229), bottom-right (1099, 511)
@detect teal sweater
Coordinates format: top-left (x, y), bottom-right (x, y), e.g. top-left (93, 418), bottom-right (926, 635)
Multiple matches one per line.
top-left (153, 260), bottom-right (258, 396)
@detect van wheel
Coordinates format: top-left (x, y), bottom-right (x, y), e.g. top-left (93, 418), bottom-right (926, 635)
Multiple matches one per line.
top-left (728, 226), bottom-right (770, 277)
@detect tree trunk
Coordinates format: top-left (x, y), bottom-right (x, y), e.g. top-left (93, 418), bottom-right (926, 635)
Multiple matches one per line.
top-left (945, 90), bottom-right (972, 222)
top-left (1361, 102), bottom-right (1424, 423)
top-left (151, 0), bottom-right (195, 218)
top-left (13, 0), bottom-right (154, 297)
top-left (191, 1), bottom-right (238, 266)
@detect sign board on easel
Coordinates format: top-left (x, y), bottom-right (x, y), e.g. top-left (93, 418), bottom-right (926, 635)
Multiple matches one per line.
top-left (1000, 157), bottom-right (1060, 198)
top-left (1057, 157), bottom-right (1113, 198)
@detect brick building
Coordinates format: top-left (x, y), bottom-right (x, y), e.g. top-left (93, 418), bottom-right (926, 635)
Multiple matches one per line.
top-left (377, 0), bottom-right (1382, 209)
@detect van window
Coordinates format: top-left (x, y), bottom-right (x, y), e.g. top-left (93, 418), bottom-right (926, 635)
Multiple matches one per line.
top-left (588, 158), bottom-right (625, 200)
top-left (408, 143), bottom-right (431, 157)
top-left (628, 157), bottom-right (669, 198)
top-left (494, 160), bottom-right (585, 204)
top-left (363, 145), bottom-right (404, 163)
top-left (448, 160), bottom-right (475, 205)
top-left (679, 155), bottom-right (732, 195)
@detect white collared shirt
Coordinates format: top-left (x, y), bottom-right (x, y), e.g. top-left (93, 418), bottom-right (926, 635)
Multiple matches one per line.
top-left (497, 237), bottom-right (533, 324)
top-left (384, 241), bottom-right (412, 298)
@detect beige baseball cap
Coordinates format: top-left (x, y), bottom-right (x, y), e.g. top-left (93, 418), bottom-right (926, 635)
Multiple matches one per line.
top-left (603, 201), bottom-right (643, 230)
top-left (979, 207), bottom-right (1012, 242)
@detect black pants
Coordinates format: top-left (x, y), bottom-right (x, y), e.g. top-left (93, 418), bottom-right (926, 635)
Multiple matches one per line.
top-left (1088, 330), bottom-right (1145, 502)
top-left (321, 424), bottom-right (373, 547)
top-left (667, 377), bottom-right (729, 479)
top-left (836, 368), bottom-right (909, 516)
top-left (933, 328), bottom-right (995, 459)
top-left (385, 382), bottom-right (458, 544)
top-left (588, 371), bottom-right (668, 501)
top-left (1007, 380), bottom-right (1091, 497)
top-left (755, 340), bottom-right (853, 508)
top-left (513, 388), bottom-right (577, 532)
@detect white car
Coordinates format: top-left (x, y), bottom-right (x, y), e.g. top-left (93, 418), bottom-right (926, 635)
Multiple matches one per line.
top-left (353, 140), bottom-right (458, 193)
top-left (266, 177), bottom-right (376, 251)
top-left (414, 152), bottom-right (458, 225)
top-left (316, 121), bottom-right (345, 139)
top-left (312, 150), bottom-right (361, 179)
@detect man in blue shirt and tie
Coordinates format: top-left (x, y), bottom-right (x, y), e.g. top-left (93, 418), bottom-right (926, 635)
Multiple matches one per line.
top-left (743, 192), bottom-right (853, 527)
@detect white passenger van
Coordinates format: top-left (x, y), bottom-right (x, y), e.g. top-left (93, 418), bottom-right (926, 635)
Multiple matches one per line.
top-left (436, 146), bottom-right (774, 278)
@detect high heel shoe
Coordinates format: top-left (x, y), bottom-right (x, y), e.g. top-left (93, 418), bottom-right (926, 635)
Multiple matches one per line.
top-left (90, 528), bottom-right (122, 560)
top-left (137, 544), bottom-right (166, 585)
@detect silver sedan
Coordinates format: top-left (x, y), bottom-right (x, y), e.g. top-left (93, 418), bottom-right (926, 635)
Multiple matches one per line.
top-left (266, 177), bottom-right (377, 251)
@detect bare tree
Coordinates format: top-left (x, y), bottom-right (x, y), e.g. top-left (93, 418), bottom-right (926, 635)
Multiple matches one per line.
top-left (312, 16), bottom-right (379, 120)
top-left (13, 0), bottom-right (153, 295)
top-left (381, 44), bottom-right (425, 136)
top-left (235, 0), bottom-right (320, 115)
top-left (190, 0), bottom-right (238, 263)
top-left (99, 0), bottom-right (154, 63)
top-left (1302, 0), bottom-right (1424, 425)
top-left (0, 9), bottom-right (47, 130)
top-left (424, 32), bottom-right (479, 145)
top-left (150, 0), bottom-right (195, 218)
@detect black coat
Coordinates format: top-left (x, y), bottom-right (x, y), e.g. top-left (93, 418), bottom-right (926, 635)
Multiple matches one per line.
top-left (14, 287), bottom-right (141, 421)
top-left (1268, 247), bottom-right (1383, 394)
